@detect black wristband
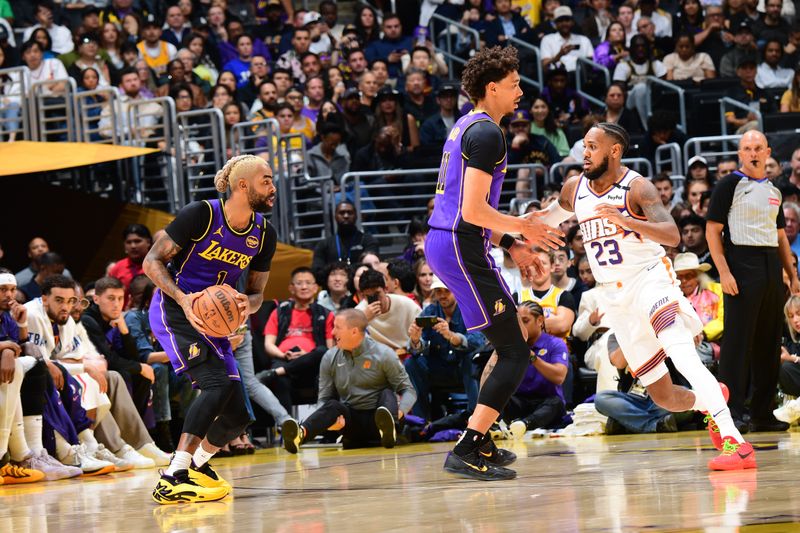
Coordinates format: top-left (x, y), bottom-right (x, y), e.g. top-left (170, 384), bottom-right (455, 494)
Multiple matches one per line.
top-left (499, 233), bottom-right (515, 250)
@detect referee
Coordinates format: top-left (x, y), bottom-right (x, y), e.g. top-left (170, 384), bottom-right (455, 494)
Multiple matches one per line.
top-left (706, 130), bottom-right (800, 433)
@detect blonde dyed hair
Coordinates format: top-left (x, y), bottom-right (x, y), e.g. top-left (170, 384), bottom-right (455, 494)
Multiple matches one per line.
top-left (213, 154), bottom-right (265, 193)
top-left (785, 295), bottom-right (800, 342)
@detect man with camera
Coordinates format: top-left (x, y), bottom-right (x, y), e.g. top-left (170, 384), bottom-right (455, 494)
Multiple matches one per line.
top-left (405, 276), bottom-right (485, 420)
top-left (355, 269), bottom-right (421, 356)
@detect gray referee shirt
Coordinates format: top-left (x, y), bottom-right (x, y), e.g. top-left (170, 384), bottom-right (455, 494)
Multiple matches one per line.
top-left (707, 170), bottom-right (785, 247)
top-left (318, 336), bottom-right (417, 414)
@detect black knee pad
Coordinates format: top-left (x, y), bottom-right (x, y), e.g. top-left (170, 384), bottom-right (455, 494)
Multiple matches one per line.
top-left (477, 315), bottom-right (531, 412)
top-left (206, 384), bottom-right (251, 447)
top-left (182, 380), bottom-right (236, 439)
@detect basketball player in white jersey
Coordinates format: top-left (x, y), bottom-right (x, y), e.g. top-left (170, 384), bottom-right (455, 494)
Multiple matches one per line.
top-left (534, 123), bottom-right (755, 470)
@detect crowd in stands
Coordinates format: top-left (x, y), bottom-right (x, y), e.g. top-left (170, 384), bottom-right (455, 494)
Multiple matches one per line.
top-left (2, 0), bottom-right (800, 482)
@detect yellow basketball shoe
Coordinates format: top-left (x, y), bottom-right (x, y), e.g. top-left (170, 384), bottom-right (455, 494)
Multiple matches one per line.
top-left (188, 461), bottom-right (232, 493)
top-left (152, 469), bottom-right (229, 505)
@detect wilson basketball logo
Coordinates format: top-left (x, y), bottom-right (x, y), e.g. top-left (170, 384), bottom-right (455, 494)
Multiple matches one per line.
top-left (213, 287), bottom-right (235, 322)
top-left (246, 235), bottom-right (259, 248)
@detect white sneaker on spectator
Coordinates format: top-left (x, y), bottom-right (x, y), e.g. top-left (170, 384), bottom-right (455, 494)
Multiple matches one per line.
top-left (62, 444), bottom-right (116, 476)
top-left (509, 420), bottom-right (527, 440)
top-left (22, 450), bottom-right (81, 481)
top-left (94, 444), bottom-right (135, 472)
top-left (136, 442), bottom-right (170, 466)
top-left (116, 444), bottom-right (156, 469)
top-left (774, 398), bottom-right (800, 424)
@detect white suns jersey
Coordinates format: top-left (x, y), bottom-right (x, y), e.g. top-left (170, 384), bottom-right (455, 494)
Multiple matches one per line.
top-left (572, 169), bottom-right (666, 284)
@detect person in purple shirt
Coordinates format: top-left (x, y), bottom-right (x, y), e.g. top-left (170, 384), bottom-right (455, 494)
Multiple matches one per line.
top-left (425, 45), bottom-right (564, 481)
top-left (502, 301), bottom-right (568, 438)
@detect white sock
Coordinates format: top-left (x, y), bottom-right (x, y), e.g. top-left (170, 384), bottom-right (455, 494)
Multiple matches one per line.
top-left (22, 415), bottom-right (43, 455)
top-left (54, 432), bottom-right (73, 462)
top-left (78, 429), bottom-right (99, 453)
top-left (165, 450), bottom-right (192, 476)
top-left (9, 419), bottom-right (32, 462)
top-left (192, 442), bottom-right (215, 468)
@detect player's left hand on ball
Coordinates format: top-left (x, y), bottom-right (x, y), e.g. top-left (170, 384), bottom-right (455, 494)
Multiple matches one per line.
top-left (233, 291), bottom-right (250, 323)
top-left (594, 203), bottom-right (629, 228)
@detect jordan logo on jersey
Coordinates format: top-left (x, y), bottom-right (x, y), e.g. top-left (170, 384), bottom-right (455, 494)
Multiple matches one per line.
top-left (197, 240), bottom-right (254, 268)
top-left (213, 226), bottom-right (224, 237)
top-left (579, 217), bottom-right (620, 242)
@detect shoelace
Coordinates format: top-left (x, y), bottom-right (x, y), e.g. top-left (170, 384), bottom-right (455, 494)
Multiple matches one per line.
top-left (704, 415), bottom-right (720, 433)
top-left (2, 464), bottom-right (33, 478)
top-left (720, 440), bottom-right (741, 456)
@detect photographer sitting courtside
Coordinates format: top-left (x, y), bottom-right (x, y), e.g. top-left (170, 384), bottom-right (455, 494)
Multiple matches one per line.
top-left (281, 309), bottom-right (417, 453)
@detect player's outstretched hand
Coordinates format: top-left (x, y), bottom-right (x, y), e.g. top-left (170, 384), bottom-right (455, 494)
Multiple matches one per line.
top-left (519, 212), bottom-right (565, 250)
top-left (179, 292), bottom-right (218, 337)
top-left (508, 240), bottom-right (544, 281)
top-left (594, 203), bottom-right (630, 229)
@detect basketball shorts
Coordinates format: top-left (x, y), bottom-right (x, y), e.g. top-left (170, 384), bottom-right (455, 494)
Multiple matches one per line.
top-left (425, 228), bottom-right (516, 331)
top-left (597, 257), bottom-right (703, 386)
top-left (149, 289), bottom-right (240, 382)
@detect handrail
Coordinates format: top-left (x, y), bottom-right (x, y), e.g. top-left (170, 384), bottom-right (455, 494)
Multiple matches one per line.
top-left (0, 66), bottom-right (30, 141)
top-left (622, 157), bottom-right (654, 177)
top-left (74, 88), bottom-right (121, 144)
top-left (719, 96), bottom-right (763, 134)
top-left (507, 36), bottom-right (543, 92)
top-left (428, 12), bottom-right (481, 76)
top-left (655, 142), bottom-right (682, 176)
top-left (29, 77), bottom-right (77, 142)
top-left (682, 134), bottom-right (742, 171)
top-left (645, 76), bottom-right (687, 134)
top-left (575, 57), bottom-right (610, 109)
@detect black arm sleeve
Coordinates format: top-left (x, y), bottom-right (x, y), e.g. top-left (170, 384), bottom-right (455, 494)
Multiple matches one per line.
top-left (706, 174), bottom-right (739, 225)
top-left (461, 120), bottom-right (506, 174)
top-left (249, 222), bottom-right (278, 272)
top-left (164, 201), bottom-right (213, 248)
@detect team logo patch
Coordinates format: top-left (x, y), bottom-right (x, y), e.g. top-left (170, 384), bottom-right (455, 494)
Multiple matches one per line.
top-left (769, 197), bottom-right (780, 206)
top-left (538, 348), bottom-right (547, 357)
top-left (245, 235), bottom-right (259, 248)
top-left (493, 299), bottom-right (506, 316)
top-left (188, 343), bottom-right (200, 359)
top-left (363, 360), bottom-right (371, 369)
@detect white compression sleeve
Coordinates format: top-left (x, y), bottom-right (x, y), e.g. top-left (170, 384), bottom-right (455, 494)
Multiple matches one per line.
top-left (527, 200), bottom-right (574, 227)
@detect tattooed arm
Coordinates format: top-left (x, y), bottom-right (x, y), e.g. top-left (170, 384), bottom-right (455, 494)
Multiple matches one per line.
top-left (244, 270), bottom-right (269, 314)
top-left (595, 177), bottom-right (680, 247)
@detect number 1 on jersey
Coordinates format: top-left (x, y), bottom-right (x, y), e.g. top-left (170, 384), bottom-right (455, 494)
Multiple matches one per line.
top-left (435, 152), bottom-right (450, 195)
top-left (216, 271), bottom-right (228, 285)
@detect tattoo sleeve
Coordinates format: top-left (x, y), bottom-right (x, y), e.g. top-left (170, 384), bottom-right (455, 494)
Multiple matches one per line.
top-left (245, 270), bottom-right (270, 313)
top-left (636, 179), bottom-right (674, 223)
top-left (629, 179), bottom-right (681, 247)
top-left (142, 234), bottom-right (184, 302)
top-left (479, 351), bottom-right (498, 388)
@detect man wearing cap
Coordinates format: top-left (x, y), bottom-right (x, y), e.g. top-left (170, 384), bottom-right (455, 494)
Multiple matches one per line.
top-left (673, 252), bottom-right (724, 366)
top-left (303, 11), bottom-right (333, 57)
top-left (707, 130), bottom-right (800, 432)
top-left (420, 83), bottom-right (462, 150)
top-left (406, 276), bottom-right (485, 420)
top-left (724, 55), bottom-right (769, 133)
top-left (719, 21), bottom-right (758, 78)
top-left (22, 1), bottom-right (74, 55)
top-left (341, 86), bottom-right (376, 158)
top-left (507, 110), bottom-right (562, 196)
top-left (540, 6), bottom-right (594, 71)
top-left (687, 155), bottom-right (711, 184)
top-left (137, 17), bottom-right (177, 77)
top-left (402, 68), bottom-right (438, 126)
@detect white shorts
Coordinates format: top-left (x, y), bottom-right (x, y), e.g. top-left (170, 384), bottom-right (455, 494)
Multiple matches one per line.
top-left (598, 258), bottom-right (703, 386)
top-left (72, 373), bottom-right (111, 423)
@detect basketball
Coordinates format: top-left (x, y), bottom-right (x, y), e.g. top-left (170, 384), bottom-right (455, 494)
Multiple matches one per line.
top-left (191, 284), bottom-right (242, 337)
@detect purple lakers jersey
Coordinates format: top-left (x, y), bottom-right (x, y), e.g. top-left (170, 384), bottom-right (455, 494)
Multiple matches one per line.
top-left (166, 199), bottom-right (271, 294)
top-left (427, 110), bottom-right (507, 239)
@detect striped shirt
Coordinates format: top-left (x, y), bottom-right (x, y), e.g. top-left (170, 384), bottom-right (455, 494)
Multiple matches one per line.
top-left (707, 170), bottom-right (785, 248)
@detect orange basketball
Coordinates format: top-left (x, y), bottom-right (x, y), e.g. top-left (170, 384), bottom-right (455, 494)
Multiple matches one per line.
top-left (191, 284), bottom-right (242, 337)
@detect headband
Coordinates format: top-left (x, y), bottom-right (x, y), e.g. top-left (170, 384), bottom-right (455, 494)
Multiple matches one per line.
top-left (0, 273), bottom-right (17, 286)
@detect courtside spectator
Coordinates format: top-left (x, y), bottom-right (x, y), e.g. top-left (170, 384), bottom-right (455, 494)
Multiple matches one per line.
top-left (356, 268), bottom-right (421, 354)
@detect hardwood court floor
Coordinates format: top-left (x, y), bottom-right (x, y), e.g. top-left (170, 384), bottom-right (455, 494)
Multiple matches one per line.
top-left (3, 431), bottom-right (800, 533)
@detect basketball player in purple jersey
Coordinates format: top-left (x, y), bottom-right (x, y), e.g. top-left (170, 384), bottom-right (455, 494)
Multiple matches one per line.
top-left (536, 123), bottom-right (755, 470)
top-left (144, 155), bottom-right (278, 503)
top-left (426, 46), bottom-right (565, 480)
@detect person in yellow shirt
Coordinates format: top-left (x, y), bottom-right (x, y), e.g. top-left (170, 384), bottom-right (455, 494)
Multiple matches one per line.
top-left (780, 67), bottom-right (800, 113)
top-left (518, 249), bottom-right (576, 342)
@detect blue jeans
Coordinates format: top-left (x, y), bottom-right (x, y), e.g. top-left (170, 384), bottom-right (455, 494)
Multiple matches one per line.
top-left (404, 353), bottom-right (479, 420)
top-left (1, 102), bottom-right (21, 136)
top-left (233, 330), bottom-right (291, 425)
top-left (152, 362), bottom-right (193, 423)
top-left (594, 390), bottom-right (671, 433)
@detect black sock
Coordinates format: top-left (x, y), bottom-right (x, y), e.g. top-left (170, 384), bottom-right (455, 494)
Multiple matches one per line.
top-left (453, 428), bottom-right (484, 457)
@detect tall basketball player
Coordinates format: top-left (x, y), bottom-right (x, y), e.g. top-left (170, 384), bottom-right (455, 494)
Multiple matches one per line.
top-left (144, 155), bottom-right (278, 503)
top-left (537, 123), bottom-right (755, 471)
top-left (426, 46), bottom-right (565, 481)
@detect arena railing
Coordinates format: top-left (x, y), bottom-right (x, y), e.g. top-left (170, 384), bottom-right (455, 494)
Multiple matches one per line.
top-left (548, 158), bottom-right (653, 185)
top-left (719, 97), bottom-right (763, 135)
top-left (428, 13), bottom-right (481, 77)
top-left (506, 36), bottom-right (544, 92)
top-left (29, 77), bottom-right (77, 142)
top-left (645, 76), bottom-right (687, 134)
top-left (177, 107), bottom-right (227, 205)
top-left (575, 57), bottom-right (610, 109)
top-left (0, 66), bottom-right (31, 141)
top-left (655, 142), bottom-right (683, 176)
top-left (336, 163), bottom-right (549, 254)
top-left (682, 134), bottom-right (742, 174)
top-left (127, 97), bottom-right (184, 212)
top-left (74, 88), bottom-right (122, 145)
